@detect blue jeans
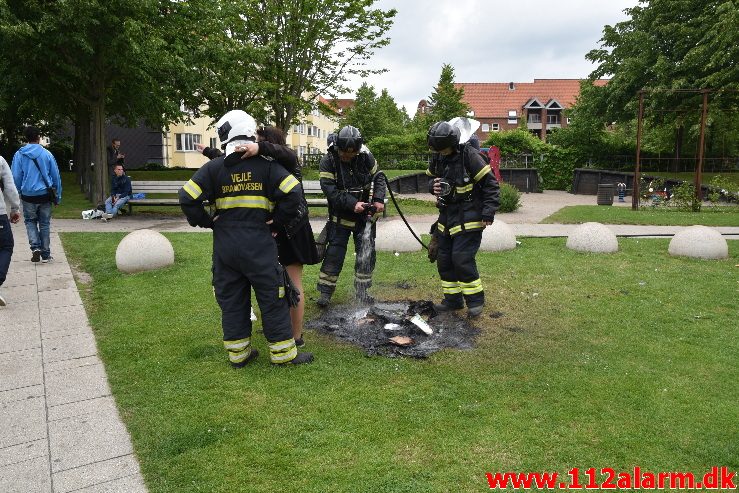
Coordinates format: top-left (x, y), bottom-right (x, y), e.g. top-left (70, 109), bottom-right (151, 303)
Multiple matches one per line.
top-left (0, 215), bottom-right (13, 286)
top-left (105, 195), bottom-right (129, 216)
top-left (22, 201), bottom-right (52, 259)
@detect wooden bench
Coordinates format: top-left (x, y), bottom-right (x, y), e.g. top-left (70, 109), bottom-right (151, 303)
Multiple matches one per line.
top-left (302, 180), bottom-right (329, 208)
top-left (127, 181), bottom-right (187, 213)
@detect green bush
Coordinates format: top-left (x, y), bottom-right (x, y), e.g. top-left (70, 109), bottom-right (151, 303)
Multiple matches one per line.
top-left (498, 183), bottom-right (521, 213)
top-left (142, 162), bottom-right (169, 171)
top-left (379, 158), bottom-right (428, 170)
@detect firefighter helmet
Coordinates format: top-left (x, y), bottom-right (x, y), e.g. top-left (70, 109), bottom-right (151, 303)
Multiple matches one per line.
top-left (215, 110), bottom-right (257, 145)
top-left (427, 121), bottom-right (460, 151)
top-left (336, 126), bottom-right (363, 152)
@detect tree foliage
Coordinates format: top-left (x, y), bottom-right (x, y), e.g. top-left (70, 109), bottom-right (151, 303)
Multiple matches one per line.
top-left (586, 0), bottom-right (738, 121)
top-left (427, 63), bottom-right (470, 123)
top-left (0, 0), bottom-right (200, 201)
top-left (340, 83), bottom-right (409, 141)
top-left (200, 0), bottom-right (396, 131)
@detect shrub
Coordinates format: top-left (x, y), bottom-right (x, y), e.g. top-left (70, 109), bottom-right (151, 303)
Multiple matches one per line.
top-left (142, 162), bottom-right (169, 171)
top-left (498, 183), bottom-right (521, 213)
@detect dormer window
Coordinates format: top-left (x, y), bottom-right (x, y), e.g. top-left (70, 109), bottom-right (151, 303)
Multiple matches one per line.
top-left (508, 82), bottom-right (515, 91)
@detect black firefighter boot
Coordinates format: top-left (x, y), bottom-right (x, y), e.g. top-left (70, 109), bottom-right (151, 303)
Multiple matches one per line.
top-left (316, 291), bottom-right (331, 308)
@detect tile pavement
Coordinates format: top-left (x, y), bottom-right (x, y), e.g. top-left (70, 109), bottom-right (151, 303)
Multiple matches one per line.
top-left (0, 223), bottom-right (146, 493)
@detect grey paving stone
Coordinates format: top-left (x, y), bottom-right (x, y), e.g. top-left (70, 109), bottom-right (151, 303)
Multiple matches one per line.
top-left (37, 287), bottom-right (83, 309)
top-left (72, 474), bottom-right (147, 493)
top-left (48, 406), bottom-right (134, 473)
top-left (0, 324), bottom-right (41, 355)
top-left (0, 438), bottom-right (47, 467)
top-left (40, 305), bottom-right (90, 333)
top-left (47, 395), bottom-right (117, 422)
top-left (0, 396), bottom-right (47, 448)
top-left (34, 262), bottom-right (73, 277)
top-left (0, 384), bottom-right (44, 404)
top-left (0, 300), bottom-right (41, 325)
top-left (0, 456), bottom-right (52, 493)
top-left (52, 454), bottom-right (143, 493)
top-left (36, 275), bottom-right (76, 292)
top-left (44, 363), bottom-right (111, 407)
top-left (41, 325), bottom-right (92, 341)
top-left (1, 269), bottom-right (37, 288)
top-left (0, 348), bottom-right (43, 392)
top-left (44, 355), bottom-right (103, 374)
top-left (42, 332), bottom-right (98, 363)
top-left (0, 283), bottom-right (39, 304)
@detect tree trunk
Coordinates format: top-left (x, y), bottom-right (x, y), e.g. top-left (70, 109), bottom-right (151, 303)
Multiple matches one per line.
top-left (73, 106), bottom-right (93, 198)
top-left (672, 125), bottom-right (683, 172)
top-left (90, 97), bottom-right (108, 204)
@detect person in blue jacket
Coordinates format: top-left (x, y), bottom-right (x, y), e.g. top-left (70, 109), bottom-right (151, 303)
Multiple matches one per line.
top-left (11, 126), bottom-right (62, 263)
top-left (102, 164), bottom-right (132, 220)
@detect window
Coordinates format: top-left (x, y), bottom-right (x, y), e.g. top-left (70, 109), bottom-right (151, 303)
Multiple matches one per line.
top-left (298, 146), bottom-right (307, 158)
top-left (481, 123), bottom-right (490, 132)
top-left (308, 126), bottom-right (314, 136)
top-left (546, 114), bottom-right (561, 124)
top-left (507, 110), bottom-right (517, 125)
top-left (492, 123), bottom-right (500, 131)
top-left (175, 133), bottom-right (201, 151)
top-left (209, 137), bottom-right (217, 149)
top-left (567, 117), bottom-right (571, 124)
top-left (528, 113), bottom-right (541, 123)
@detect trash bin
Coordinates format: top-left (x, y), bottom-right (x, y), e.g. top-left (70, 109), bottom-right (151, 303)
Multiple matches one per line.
top-left (597, 184), bottom-right (614, 205)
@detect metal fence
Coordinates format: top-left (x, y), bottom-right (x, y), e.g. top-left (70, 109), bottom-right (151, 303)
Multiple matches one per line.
top-left (582, 156), bottom-right (739, 173)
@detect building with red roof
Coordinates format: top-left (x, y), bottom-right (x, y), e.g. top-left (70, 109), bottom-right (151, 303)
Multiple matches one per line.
top-left (419, 79), bottom-right (607, 142)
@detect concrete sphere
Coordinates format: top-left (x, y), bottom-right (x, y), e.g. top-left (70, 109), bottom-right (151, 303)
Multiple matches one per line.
top-left (668, 225), bottom-right (728, 260)
top-left (116, 229), bottom-right (175, 273)
top-left (480, 220), bottom-right (517, 251)
top-left (566, 222), bottom-right (619, 253)
top-left (375, 220), bottom-right (422, 252)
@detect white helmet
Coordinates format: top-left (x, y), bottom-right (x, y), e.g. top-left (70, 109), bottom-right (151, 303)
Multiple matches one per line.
top-left (215, 110), bottom-right (257, 145)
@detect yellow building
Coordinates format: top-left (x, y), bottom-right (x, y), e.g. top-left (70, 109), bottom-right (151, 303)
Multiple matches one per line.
top-left (164, 97), bottom-right (340, 169)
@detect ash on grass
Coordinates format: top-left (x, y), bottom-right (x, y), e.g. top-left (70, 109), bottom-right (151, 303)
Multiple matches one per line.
top-left (306, 300), bottom-right (480, 358)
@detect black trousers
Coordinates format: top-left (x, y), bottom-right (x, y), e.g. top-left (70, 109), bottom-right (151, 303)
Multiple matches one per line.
top-left (317, 220), bottom-right (376, 296)
top-left (212, 223), bottom-right (292, 344)
top-left (436, 230), bottom-right (484, 308)
top-left (0, 215), bottom-right (13, 287)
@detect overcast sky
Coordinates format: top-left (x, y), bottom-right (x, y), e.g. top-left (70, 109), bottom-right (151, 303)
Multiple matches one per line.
top-left (338, 0), bottom-right (640, 114)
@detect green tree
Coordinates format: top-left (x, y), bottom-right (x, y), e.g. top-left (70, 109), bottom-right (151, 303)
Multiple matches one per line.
top-left (340, 84), bottom-right (409, 141)
top-left (0, 0), bottom-right (203, 201)
top-left (202, 0), bottom-right (396, 131)
top-left (582, 0), bottom-right (739, 166)
top-left (427, 63), bottom-right (470, 122)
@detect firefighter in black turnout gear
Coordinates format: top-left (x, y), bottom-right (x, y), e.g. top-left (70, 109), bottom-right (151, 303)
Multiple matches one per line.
top-left (426, 121), bottom-right (500, 318)
top-left (316, 126), bottom-right (386, 307)
top-left (179, 110), bottom-right (313, 366)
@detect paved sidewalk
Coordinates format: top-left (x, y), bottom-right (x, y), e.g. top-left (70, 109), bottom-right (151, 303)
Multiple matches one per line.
top-left (0, 224), bottom-right (146, 493)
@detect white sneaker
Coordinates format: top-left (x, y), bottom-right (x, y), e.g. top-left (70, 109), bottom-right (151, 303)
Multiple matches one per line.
top-left (0, 292), bottom-right (6, 306)
top-left (41, 257), bottom-right (53, 264)
top-left (103, 213), bottom-right (114, 220)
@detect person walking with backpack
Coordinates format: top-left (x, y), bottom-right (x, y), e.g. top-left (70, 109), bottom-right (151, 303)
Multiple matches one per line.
top-left (11, 126), bottom-right (62, 263)
top-left (0, 155), bottom-right (22, 306)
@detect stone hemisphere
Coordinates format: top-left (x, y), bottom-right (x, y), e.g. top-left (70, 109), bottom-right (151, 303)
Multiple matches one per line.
top-left (668, 225), bottom-right (728, 259)
top-left (116, 229), bottom-right (175, 273)
top-left (375, 220), bottom-right (422, 252)
top-left (566, 222), bottom-right (619, 253)
top-left (480, 220), bottom-right (517, 252)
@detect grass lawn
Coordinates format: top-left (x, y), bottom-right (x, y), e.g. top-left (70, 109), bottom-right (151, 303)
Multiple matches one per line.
top-left (544, 205), bottom-right (739, 226)
top-left (62, 233), bottom-right (738, 492)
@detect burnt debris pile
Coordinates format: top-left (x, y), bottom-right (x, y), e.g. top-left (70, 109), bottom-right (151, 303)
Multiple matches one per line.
top-left (306, 300), bottom-right (480, 358)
